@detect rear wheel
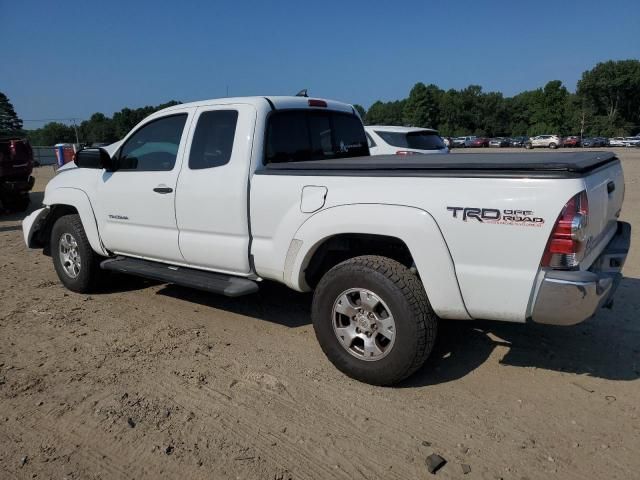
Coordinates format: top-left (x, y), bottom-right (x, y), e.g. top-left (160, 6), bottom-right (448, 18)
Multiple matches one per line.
top-left (312, 256), bottom-right (437, 386)
top-left (549, 142), bottom-right (557, 149)
top-left (51, 214), bottom-right (104, 292)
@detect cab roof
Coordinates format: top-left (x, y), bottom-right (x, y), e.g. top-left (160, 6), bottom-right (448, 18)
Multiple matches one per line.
top-left (158, 96), bottom-right (356, 114)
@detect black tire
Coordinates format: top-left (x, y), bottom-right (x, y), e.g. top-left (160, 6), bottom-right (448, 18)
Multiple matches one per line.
top-left (51, 214), bottom-right (103, 293)
top-left (0, 192), bottom-right (30, 212)
top-left (312, 256), bottom-right (437, 386)
top-left (549, 142), bottom-right (557, 149)
top-left (525, 143), bottom-right (533, 149)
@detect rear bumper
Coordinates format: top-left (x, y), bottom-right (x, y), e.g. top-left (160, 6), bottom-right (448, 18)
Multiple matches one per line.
top-left (1, 175), bottom-right (35, 194)
top-left (531, 221), bottom-right (631, 326)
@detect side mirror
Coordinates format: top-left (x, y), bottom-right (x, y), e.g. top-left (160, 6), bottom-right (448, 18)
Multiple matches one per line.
top-left (75, 147), bottom-right (114, 171)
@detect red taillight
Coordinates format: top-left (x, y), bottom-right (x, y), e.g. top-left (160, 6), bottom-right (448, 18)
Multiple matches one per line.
top-left (541, 191), bottom-right (589, 269)
top-left (395, 150), bottom-right (418, 155)
top-left (308, 99), bottom-right (327, 107)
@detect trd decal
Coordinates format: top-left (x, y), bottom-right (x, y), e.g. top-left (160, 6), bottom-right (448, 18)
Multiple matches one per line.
top-left (447, 207), bottom-right (544, 227)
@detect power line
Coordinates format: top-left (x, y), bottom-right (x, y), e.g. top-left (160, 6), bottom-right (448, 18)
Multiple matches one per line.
top-left (22, 118), bottom-right (83, 122)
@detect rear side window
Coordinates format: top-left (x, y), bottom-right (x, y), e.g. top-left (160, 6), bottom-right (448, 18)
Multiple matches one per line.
top-left (118, 114), bottom-right (187, 171)
top-left (375, 130), bottom-right (446, 151)
top-left (189, 110), bottom-right (238, 169)
top-left (265, 111), bottom-right (368, 164)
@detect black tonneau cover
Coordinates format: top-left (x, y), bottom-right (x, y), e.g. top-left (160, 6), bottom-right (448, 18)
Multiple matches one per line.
top-left (261, 151), bottom-right (618, 178)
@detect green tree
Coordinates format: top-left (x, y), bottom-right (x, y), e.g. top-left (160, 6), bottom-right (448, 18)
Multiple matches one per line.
top-left (352, 104), bottom-right (366, 119)
top-left (26, 122), bottom-right (76, 145)
top-left (0, 92), bottom-right (24, 138)
top-left (577, 60), bottom-right (640, 135)
top-left (402, 83), bottom-right (442, 128)
top-left (365, 100), bottom-right (406, 125)
top-left (79, 112), bottom-right (116, 143)
top-left (111, 100), bottom-right (180, 138)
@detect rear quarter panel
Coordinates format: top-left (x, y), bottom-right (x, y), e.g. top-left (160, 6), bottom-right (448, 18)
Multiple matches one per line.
top-left (250, 172), bottom-right (586, 322)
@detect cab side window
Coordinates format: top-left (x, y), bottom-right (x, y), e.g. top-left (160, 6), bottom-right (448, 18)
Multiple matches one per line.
top-left (188, 110), bottom-right (239, 169)
top-left (118, 114), bottom-right (187, 171)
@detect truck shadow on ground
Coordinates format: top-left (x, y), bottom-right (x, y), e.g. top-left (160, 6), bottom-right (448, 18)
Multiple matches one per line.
top-left (158, 281), bottom-right (313, 328)
top-left (403, 276), bottom-right (640, 386)
top-left (157, 277), bottom-right (640, 384)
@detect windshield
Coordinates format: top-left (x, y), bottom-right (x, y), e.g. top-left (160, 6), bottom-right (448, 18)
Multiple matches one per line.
top-left (266, 111), bottom-right (368, 163)
top-left (376, 130), bottom-right (446, 150)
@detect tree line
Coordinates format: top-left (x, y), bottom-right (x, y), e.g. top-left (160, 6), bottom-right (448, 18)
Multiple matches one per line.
top-left (359, 59), bottom-right (640, 138)
top-left (22, 101), bottom-right (181, 145)
top-left (2, 59), bottom-right (639, 145)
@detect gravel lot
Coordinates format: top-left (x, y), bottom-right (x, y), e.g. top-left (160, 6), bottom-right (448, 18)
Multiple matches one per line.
top-left (1, 148), bottom-right (638, 479)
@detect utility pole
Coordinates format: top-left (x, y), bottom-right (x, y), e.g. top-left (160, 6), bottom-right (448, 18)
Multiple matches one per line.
top-left (71, 118), bottom-right (80, 145)
top-left (580, 111), bottom-right (586, 144)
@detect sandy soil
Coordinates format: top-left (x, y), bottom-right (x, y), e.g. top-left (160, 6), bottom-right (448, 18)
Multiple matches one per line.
top-left (1, 148), bottom-right (639, 479)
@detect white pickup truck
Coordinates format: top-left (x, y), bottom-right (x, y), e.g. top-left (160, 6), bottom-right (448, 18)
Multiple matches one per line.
top-left (23, 96), bottom-right (630, 385)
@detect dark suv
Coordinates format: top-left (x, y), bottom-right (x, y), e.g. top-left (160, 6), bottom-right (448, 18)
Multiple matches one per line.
top-left (0, 137), bottom-right (34, 212)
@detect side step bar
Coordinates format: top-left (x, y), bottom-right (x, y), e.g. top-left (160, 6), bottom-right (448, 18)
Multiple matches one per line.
top-left (100, 257), bottom-right (259, 297)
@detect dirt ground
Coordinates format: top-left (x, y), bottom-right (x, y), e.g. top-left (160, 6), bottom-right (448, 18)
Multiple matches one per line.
top-left (1, 148), bottom-right (639, 480)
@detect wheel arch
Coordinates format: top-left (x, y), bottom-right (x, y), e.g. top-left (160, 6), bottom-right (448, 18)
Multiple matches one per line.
top-left (37, 188), bottom-right (108, 256)
top-left (285, 204), bottom-right (471, 320)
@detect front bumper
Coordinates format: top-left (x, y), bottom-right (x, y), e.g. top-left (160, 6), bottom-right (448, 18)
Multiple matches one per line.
top-left (531, 221), bottom-right (631, 326)
top-left (22, 206), bottom-right (49, 248)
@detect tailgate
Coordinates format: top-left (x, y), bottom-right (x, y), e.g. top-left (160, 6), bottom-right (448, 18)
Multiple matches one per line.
top-left (581, 159), bottom-right (625, 268)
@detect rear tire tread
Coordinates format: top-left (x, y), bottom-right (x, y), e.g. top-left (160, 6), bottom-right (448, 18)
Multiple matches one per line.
top-left (313, 255), bottom-right (437, 385)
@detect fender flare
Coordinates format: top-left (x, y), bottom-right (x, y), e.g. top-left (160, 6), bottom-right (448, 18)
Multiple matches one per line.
top-left (285, 204), bottom-right (471, 320)
top-left (43, 187), bottom-right (109, 256)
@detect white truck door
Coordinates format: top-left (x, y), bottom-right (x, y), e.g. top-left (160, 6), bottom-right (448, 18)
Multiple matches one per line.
top-left (175, 104), bottom-right (256, 274)
top-left (93, 111), bottom-right (192, 263)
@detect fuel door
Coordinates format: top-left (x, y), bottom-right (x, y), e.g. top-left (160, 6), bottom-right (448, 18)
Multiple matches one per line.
top-left (300, 185), bottom-right (328, 213)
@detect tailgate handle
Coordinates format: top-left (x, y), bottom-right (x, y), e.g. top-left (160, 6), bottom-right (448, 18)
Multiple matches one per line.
top-left (607, 181), bottom-right (615, 195)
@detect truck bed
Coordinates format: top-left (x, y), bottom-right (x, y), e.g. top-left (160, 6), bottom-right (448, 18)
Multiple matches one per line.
top-left (261, 151), bottom-right (619, 178)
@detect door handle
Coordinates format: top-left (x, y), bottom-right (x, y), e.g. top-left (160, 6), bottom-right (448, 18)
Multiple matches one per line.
top-left (153, 186), bottom-right (173, 194)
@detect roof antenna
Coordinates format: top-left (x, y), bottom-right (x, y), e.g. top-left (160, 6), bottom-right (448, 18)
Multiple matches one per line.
top-left (295, 89), bottom-right (308, 97)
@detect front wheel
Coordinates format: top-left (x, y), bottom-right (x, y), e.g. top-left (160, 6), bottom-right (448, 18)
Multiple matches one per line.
top-left (549, 142), bottom-right (557, 149)
top-left (51, 214), bottom-right (104, 293)
top-left (312, 256), bottom-right (437, 386)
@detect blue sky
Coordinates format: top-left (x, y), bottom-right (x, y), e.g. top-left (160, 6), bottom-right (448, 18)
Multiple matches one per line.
top-left (2, 0), bottom-right (639, 127)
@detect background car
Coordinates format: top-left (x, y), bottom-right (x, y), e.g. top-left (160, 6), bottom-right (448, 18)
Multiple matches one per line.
top-left (609, 137), bottom-right (626, 147)
top-left (563, 136), bottom-right (581, 147)
top-left (365, 126), bottom-right (449, 155)
top-left (582, 137), bottom-right (608, 147)
top-left (489, 137), bottom-right (510, 147)
top-left (451, 136), bottom-right (476, 148)
top-left (510, 136), bottom-right (529, 147)
top-left (623, 136), bottom-right (640, 147)
top-left (526, 134), bottom-right (562, 149)
top-left (468, 137), bottom-right (490, 148)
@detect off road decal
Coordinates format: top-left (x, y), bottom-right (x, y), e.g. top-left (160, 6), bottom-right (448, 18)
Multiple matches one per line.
top-left (447, 207), bottom-right (544, 227)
